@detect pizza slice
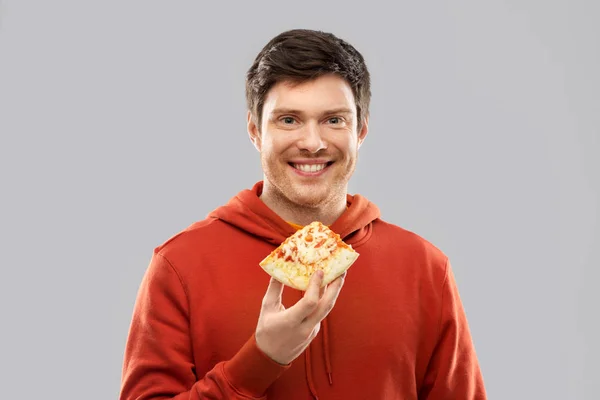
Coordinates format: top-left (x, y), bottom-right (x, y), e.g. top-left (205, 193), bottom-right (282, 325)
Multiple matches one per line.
top-left (259, 221), bottom-right (359, 291)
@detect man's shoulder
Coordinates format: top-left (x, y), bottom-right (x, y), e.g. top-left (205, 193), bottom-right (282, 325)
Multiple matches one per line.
top-left (372, 218), bottom-right (448, 264)
top-left (152, 216), bottom-right (229, 260)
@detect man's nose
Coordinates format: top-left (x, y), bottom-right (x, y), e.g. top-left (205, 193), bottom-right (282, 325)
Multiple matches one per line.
top-left (297, 122), bottom-right (327, 154)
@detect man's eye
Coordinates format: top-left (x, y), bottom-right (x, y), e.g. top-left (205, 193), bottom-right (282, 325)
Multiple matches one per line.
top-left (281, 117), bottom-right (296, 124)
top-left (328, 117), bottom-right (342, 124)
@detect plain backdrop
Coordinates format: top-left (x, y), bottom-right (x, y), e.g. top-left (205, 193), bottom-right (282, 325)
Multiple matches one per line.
top-left (1, 1), bottom-right (598, 399)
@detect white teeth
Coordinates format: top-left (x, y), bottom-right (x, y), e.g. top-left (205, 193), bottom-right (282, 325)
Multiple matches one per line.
top-left (293, 163), bottom-right (327, 173)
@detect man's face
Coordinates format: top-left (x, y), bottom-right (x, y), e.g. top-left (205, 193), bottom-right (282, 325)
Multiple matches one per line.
top-left (248, 74), bottom-right (368, 207)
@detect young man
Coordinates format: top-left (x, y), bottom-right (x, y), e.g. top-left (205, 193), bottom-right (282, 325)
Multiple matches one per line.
top-left (120, 29), bottom-right (487, 399)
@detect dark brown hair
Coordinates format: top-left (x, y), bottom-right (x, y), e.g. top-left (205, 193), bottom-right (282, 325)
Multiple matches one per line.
top-left (246, 29), bottom-right (371, 131)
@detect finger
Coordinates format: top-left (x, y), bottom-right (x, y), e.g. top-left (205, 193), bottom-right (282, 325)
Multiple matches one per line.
top-left (288, 270), bottom-right (323, 321)
top-left (303, 272), bottom-right (346, 326)
top-left (262, 277), bottom-right (284, 309)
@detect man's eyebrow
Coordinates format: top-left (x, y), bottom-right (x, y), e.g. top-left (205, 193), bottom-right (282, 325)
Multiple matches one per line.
top-left (322, 107), bottom-right (354, 116)
top-left (270, 107), bottom-right (354, 116)
top-left (270, 108), bottom-right (304, 116)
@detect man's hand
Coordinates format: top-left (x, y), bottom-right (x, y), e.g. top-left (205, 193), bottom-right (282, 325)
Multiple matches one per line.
top-left (255, 270), bottom-right (346, 365)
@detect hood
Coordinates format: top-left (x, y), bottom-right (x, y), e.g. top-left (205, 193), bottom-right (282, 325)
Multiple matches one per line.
top-left (208, 181), bottom-right (380, 247)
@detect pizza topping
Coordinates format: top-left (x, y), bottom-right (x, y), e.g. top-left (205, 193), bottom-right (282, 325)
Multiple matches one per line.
top-left (271, 221), bottom-right (349, 267)
top-left (259, 221), bottom-right (359, 290)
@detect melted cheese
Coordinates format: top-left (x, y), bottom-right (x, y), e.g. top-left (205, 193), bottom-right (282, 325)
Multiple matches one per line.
top-left (259, 221), bottom-right (359, 290)
top-left (280, 221), bottom-right (338, 268)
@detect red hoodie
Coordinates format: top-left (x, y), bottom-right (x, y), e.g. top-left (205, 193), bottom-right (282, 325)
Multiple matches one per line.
top-left (120, 181), bottom-right (487, 399)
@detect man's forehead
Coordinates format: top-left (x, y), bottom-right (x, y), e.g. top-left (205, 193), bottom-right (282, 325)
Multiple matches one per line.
top-left (263, 77), bottom-right (356, 115)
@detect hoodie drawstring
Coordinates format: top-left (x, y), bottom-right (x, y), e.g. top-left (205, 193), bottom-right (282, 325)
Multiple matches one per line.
top-left (305, 344), bottom-right (319, 399)
top-left (322, 317), bottom-right (333, 385)
top-left (305, 316), bottom-right (334, 400)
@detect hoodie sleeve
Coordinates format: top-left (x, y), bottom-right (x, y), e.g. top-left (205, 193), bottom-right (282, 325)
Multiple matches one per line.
top-left (419, 259), bottom-right (487, 400)
top-left (119, 252), bottom-right (289, 400)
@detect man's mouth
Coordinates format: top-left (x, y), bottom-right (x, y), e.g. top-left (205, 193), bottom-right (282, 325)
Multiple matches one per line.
top-left (288, 161), bottom-right (334, 174)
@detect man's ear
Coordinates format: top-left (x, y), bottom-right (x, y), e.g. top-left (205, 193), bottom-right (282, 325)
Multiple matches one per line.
top-left (358, 116), bottom-right (369, 149)
top-left (247, 111), bottom-right (261, 152)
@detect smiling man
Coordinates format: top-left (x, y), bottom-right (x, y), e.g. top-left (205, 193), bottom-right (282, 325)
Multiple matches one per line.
top-left (120, 29), bottom-right (487, 400)
top-left (250, 73), bottom-right (366, 226)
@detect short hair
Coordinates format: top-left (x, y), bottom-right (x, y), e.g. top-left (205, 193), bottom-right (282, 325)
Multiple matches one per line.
top-left (246, 29), bottom-right (371, 131)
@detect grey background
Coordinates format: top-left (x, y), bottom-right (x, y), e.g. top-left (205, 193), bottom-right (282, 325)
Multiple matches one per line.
top-left (0, 1), bottom-right (598, 399)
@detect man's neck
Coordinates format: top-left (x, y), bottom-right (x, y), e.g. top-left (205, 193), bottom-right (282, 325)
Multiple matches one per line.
top-left (259, 181), bottom-right (347, 226)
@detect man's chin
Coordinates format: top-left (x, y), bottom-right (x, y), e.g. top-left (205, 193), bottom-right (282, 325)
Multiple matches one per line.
top-left (286, 188), bottom-right (329, 208)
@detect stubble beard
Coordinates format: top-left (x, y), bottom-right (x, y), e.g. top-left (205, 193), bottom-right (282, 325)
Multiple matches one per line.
top-left (261, 153), bottom-right (356, 210)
